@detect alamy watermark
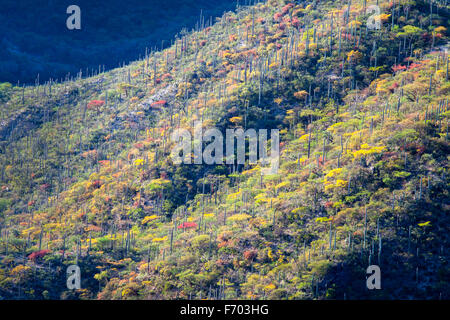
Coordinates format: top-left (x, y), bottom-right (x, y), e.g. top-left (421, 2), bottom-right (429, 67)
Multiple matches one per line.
top-left (366, 265), bottom-right (381, 290)
top-left (170, 121), bottom-right (280, 175)
top-left (366, 5), bottom-right (381, 30)
top-left (66, 5), bottom-right (81, 30)
top-left (66, 264), bottom-right (81, 289)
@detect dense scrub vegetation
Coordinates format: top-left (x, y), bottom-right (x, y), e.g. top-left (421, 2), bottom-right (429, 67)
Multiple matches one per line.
top-left (0, 0), bottom-right (449, 300)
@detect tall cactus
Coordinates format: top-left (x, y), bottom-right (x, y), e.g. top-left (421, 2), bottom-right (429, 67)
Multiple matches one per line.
top-left (363, 207), bottom-right (367, 250)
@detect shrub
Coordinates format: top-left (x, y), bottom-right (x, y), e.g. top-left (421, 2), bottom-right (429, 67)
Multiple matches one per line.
top-left (28, 250), bottom-right (50, 261)
top-left (87, 100), bottom-right (105, 113)
top-left (0, 82), bottom-right (12, 102)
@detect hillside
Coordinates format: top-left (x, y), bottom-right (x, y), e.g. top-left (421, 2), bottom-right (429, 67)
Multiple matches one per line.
top-left (0, 0), bottom-right (449, 300)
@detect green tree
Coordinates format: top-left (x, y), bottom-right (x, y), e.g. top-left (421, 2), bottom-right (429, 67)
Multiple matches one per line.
top-left (0, 82), bottom-right (12, 102)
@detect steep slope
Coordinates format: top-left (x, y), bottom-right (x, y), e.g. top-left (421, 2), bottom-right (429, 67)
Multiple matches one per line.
top-left (0, 0), bottom-right (448, 300)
